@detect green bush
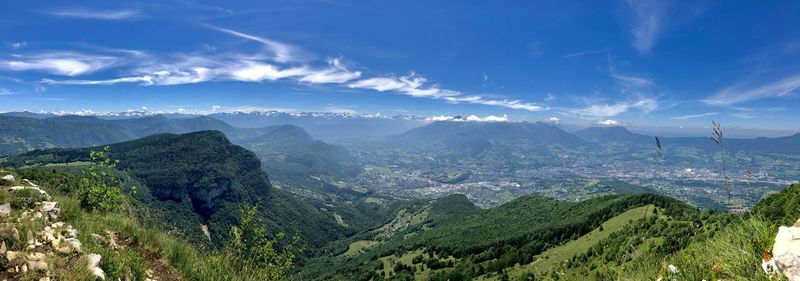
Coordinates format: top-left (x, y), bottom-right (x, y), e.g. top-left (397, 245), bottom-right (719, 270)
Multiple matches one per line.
top-left (205, 204), bottom-right (303, 280)
top-left (79, 147), bottom-right (130, 212)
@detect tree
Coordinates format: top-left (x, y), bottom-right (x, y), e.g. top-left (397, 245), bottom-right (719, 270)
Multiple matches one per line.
top-left (79, 146), bottom-right (129, 211)
top-left (212, 204), bottom-right (303, 280)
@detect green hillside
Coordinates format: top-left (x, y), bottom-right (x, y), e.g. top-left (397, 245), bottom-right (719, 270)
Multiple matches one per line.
top-left (3, 131), bottom-right (355, 251)
top-left (299, 193), bottom-right (695, 280)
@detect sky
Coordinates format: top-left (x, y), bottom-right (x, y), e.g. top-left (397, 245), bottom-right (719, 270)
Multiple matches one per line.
top-left (0, 0), bottom-right (799, 131)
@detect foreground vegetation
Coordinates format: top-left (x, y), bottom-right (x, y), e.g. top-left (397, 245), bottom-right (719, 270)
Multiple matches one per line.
top-left (2, 147), bottom-right (301, 280)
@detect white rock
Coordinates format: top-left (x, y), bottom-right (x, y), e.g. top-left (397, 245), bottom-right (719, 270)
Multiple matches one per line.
top-left (0, 175), bottom-right (14, 185)
top-left (667, 264), bottom-right (679, 273)
top-left (22, 179), bottom-right (37, 187)
top-left (774, 226), bottom-right (800, 280)
top-left (87, 253), bottom-right (105, 280)
top-left (0, 203), bottom-right (10, 217)
top-left (5, 250), bottom-right (21, 261)
top-left (65, 225), bottom-right (78, 238)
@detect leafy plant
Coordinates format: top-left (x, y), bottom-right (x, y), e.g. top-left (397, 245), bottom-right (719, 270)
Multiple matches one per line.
top-left (210, 204), bottom-right (303, 280)
top-left (79, 146), bottom-right (131, 212)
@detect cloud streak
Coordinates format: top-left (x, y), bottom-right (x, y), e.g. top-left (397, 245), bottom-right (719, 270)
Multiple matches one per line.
top-left (0, 52), bottom-right (117, 76)
top-left (42, 8), bottom-right (141, 20)
top-left (670, 112), bottom-right (718, 120)
top-left (0, 88), bottom-right (17, 96)
top-left (572, 99), bottom-right (657, 118)
top-left (702, 74), bottom-right (800, 106)
top-left (210, 26), bottom-right (303, 63)
top-left (624, 0), bottom-right (665, 54)
top-left (10, 26), bottom-right (544, 113)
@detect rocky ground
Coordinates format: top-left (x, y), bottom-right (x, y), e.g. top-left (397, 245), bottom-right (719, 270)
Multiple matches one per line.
top-left (0, 173), bottom-right (177, 281)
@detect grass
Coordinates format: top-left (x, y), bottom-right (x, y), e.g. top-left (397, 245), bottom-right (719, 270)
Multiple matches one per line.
top-left (643, 216), bottom-right (777, 281)
top-left (52, 190), bottom-right (296, 281)
top-left (501, 205), bottom-right (655, 280)
top-left (342, 240), bottom-right (379, 256)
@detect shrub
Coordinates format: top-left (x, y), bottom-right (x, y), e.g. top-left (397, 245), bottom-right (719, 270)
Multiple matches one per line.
top-left (79, 147), bottom-right (130, 212)
top-left (204, 204), bottom-right (303, 280)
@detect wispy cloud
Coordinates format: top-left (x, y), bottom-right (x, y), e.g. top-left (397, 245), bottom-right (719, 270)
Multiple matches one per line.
top-left (209, 26), bottom-right (303, 63)
top-left (21, 26), bottom-right (543, 113)
top-left (563, 49), bottom-right (608, 58)
top-left (299, 59), bottom-right (362, 84)
top-left (610, 73), bottom-right (655, 89)
top-left (730, 113), bottom-right (756, 119)
top-left (1, 52), bottom-right (117, 76)
top-left (42, 8), bottom-right (141, 20)
top-left (0, 88), bottom-right (17, 96)
top-left (624, 0), bottom-right (666, 54)
top-left (670, 112), bottom-right (718, 120)
top-left (702, 74), bottom-right (800, 106)
top-left (9, 42), bottom-right (26, 50)
top-left (572, 99), bottom-right (657, 118)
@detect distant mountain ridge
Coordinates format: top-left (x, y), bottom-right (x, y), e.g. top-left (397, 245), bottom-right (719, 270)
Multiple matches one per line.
top-left (1, 110), bottom-right (428, 139)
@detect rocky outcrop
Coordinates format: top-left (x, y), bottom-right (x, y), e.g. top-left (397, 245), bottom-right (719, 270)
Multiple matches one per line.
top-left (0, 175), bottom-right (14, 186)
top-left (772, 219), bottom-right (800, 280)
top-left (0, 177), bottom-right (101, 280)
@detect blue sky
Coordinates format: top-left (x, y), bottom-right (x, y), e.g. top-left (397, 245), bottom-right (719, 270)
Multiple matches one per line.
top-left (1, 1), bottom-right (799, 130)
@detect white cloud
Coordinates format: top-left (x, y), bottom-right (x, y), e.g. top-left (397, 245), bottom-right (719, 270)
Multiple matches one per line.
top-left (210, 26), bottom-right (302, 63)
top-left (610, 73), bottom-right (654, 89)
top-left (597, 119), bottom-right (622, 126)
top-left (42, 76), bottom-right (151, 85)
top-left (42, 8), bottom-right (141, 20)
top-left (731, 113), bottom-right (756, 119)
top-left (702, 74), bottom-right (800, 106)
top-left (25, 34), bottom-right (542, 113)
top-left (548, 117), bottom-right (560, 123)
top-left (573, 99), bottom-right (657, 118)
top-left (1, 52), bottom-right (117, 76)
top-left (670, 112), bottom-right (718, 120)
top-left (348, 73), bottom-right (463, 99)
top-left (425, 114), bottom-right (509, 122)
top-left (544, 93), bottom-right (556, 101)
top-left (624, 0), bottom-right (665, 54)
top-left (0, 88), bottom-right (16, 96)
top-left (9, 42), bottom-right (26, 50)
top-left (227, 63), bottom-right (307, 82)
top-left (298, 58), bottom-right (361, 84)
top-left (211, 105), bottom-right (221, 112)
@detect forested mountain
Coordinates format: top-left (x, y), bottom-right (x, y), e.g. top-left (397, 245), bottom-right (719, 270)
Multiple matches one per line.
top-left (300, 193), bottom-right (698, 280)
top-left (0, 115), bottom-right (358, 193)
top-left (237, 125), bottom-right (355, 181)
top-left (1, 131), bottom-right (366, 251)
